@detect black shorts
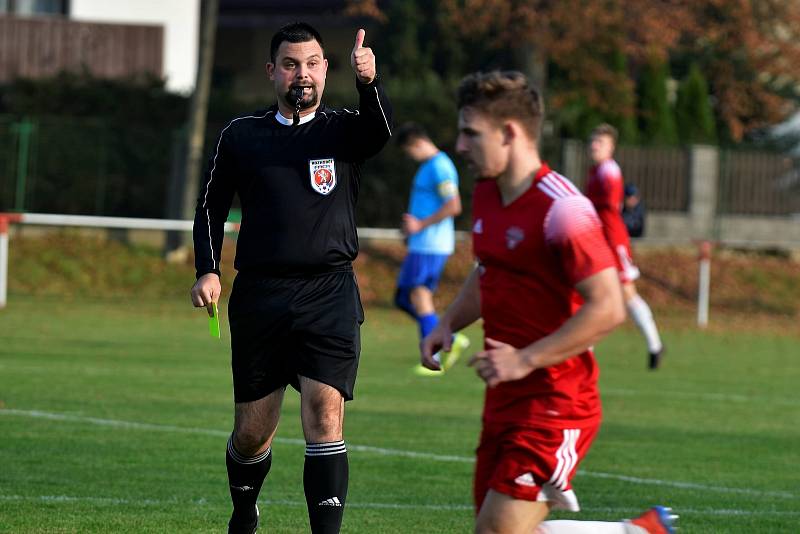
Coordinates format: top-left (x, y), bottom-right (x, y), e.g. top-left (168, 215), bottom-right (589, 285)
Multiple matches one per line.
top-left (228, 268), bottom-right (364, 403)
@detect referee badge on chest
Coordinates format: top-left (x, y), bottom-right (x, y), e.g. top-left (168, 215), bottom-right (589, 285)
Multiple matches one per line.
top-left (309, 158), bottom-right (337, 195)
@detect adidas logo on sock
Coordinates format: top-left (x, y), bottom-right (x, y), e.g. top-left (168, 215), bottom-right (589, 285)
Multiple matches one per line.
top-left (318, 497), bottom-right (342, 507)
top-left (230, 485), bottom-right (254, 492)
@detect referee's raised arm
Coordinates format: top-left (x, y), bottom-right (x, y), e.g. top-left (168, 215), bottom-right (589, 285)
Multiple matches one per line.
top-left (345, 29), bottom-right (393, 161)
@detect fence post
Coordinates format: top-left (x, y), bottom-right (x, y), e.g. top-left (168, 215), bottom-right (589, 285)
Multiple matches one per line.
top-left (164, 127), bottom-right (188, 257)
top-left (561, 139), bottom-right (584, 187)
top-left (95, 121), bottom-right (109, 215)
top-left (688, 145), bottom-right (719, 239)
top-left (0, 216), bottom-right (7, 309)
top-left (696, 240), bottom-right (712, 328)
top-left (13, 119), bottom-right (35, 211)
top-left (0, 214), bottom-right (22, 309)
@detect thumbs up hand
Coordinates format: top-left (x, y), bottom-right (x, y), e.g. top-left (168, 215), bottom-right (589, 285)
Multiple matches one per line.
top-left (350, 28), bottom-right (376, 84)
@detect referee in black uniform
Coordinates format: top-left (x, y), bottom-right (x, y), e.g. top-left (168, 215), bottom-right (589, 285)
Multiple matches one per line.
top-left (190, 22), bottom-right (391, 534)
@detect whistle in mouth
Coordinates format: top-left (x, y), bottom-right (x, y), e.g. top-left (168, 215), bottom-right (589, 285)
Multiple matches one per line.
top-left (292, 87), bottom-right (303, 125)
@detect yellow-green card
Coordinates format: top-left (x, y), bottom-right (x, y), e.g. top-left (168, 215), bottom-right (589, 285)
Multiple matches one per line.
top-left (209, 302), bottom-right (221, 338)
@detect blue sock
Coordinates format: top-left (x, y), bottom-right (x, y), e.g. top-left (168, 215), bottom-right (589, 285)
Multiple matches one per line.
top-left (418, 313), bottom-right (438, 340)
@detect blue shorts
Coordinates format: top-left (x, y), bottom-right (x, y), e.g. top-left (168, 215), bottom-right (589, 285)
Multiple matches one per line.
top-left (396, 252), bottom-right (450, 292)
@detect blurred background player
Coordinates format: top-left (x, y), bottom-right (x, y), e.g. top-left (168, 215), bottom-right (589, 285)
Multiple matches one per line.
top-left (393, 122), bottom-right (469, 376)
top-left (586, 124), bottom-right (664, 369)
top-left (623, 183), bottom-right (646, 238)
top-left (421, 70), bottom-right (676, 534)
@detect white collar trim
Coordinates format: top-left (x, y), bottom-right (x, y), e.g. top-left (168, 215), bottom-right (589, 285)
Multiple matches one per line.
top-left (275, 110), bottom-right (316, 126)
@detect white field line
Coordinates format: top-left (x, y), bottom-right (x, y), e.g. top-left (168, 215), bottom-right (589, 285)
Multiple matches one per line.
top-left (0, 494), bottom-right (798, 518)
top-left (0, 408), bottom-right (794, 500)
top-left (603, 387), bottom-right (800, 407)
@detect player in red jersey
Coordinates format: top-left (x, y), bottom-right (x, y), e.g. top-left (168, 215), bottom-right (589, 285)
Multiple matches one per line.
top-left (585, 124), bottom-right (664, 369)
top-left (420, 71), bottom-right (677, 534)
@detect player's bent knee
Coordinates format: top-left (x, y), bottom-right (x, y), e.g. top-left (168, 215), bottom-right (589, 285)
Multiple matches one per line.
top-left (394, 287), bottom-right (415, 316)
top-left (301, 401), bottom-right (344, 442)
top-left (232, 426), bottom-right (271, 455)
top-left (233, 412), bottom-right (278, 454)
top-left (303, 408), bottom-right (343, 441)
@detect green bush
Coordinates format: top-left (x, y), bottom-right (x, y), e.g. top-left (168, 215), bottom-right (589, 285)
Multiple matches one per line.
top-left (0, 72), bottom-right (187, 217)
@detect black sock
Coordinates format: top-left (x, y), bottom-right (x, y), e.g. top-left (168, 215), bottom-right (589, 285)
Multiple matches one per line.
top-left (303, 441), bottom-right (348, 534)
top-left (226, 435), bottom-right (272, 525)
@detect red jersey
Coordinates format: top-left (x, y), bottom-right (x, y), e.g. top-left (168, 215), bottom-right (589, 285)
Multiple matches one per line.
top-left (585, 159), bottom-right (633, 264)
top-left (472, 163), bottom-right (616, 429)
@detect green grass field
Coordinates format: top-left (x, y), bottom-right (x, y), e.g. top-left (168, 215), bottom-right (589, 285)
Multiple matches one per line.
top-left (1, 296), bottom-right (798, 533)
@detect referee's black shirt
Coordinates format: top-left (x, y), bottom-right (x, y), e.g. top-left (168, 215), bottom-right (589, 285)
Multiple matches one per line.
top-left (193, 78), bottom-right (392, 278)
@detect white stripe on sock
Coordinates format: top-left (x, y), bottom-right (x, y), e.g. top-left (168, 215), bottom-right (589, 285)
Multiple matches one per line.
top-left (305, 441), bottom-right (347, 457)
top-left (227, 437), bottom-right (271, 465)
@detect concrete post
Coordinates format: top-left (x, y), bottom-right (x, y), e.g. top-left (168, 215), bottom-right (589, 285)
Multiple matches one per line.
top-left (0, 217), bottom-right (7, 309)
top-left (688, 145), bottom-right (719, 238)
top-left (0, 215), bottom-right (21, 308)
top-left (562, 139), bottom-right (585, 187)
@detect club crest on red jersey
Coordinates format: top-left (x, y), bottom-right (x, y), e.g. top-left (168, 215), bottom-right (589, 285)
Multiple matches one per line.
top-left (506, 226), bottom-right (525, 249)
top-left (309, 158), bottom-right (337, 195)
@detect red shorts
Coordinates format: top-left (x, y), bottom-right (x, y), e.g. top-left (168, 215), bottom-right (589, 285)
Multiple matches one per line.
top-left (474, 423), bottom-right (599, 513)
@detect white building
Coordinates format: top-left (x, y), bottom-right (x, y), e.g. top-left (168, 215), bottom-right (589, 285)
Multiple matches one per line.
top-left (0, 0), bottom-right (200, 93)
top-left (69, 0), bottom-right (200, 93)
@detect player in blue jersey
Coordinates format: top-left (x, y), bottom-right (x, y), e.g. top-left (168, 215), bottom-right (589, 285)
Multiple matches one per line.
top-left (394, 123), bottom-right (469, 375)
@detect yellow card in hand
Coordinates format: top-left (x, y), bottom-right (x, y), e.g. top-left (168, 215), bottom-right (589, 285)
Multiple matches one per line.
top-left (209, 302), bottom-right (221, 338)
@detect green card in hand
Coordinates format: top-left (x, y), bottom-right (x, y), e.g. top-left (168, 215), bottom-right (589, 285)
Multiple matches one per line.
top-left (209, 302), bottom-right (221, 339)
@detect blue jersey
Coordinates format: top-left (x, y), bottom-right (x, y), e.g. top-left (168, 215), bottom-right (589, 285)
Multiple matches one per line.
top-left (407, 152), bottom-right (459, 254)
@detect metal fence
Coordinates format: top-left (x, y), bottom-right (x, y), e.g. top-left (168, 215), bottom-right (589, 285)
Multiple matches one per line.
top-left (3, 116), bottom-right (799, 225)
top-left (565, 141), bottom-right (690, 212)
top-left (718, 149), bottom-right (799, 216)
top-left (0, 115), bottom-right (178, 217)
top-left (616, 145), bottom-right (690, 212)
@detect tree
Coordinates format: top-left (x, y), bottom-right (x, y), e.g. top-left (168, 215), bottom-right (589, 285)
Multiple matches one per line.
top-left (438, 0), bottom-right (693, 122)
top-left (686, 0), bottom-right (800, 141)
top-left (676, 63), bottom-right (717, 144)
top-left (607, 49), bottom-right (639, 144)
top-left (349, 0), bottom-right (800, 142)
top-left (376, 0), bottom-right (429, 78)
top-left (638, 57), bottom-right (678, 145)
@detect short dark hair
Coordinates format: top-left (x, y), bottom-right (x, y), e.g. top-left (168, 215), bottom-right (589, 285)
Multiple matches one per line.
top-left (591, 123), bottom-right (619, 144)
top-left (394, 122), bottom-right (430, 146)
top-left (270, 22), bottom-right (324, 63)
top-left (456, 70), bottom-right (543, 140)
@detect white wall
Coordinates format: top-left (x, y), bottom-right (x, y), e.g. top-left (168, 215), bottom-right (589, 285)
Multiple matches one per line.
top-left (69, 0), bottom-right (200, 94)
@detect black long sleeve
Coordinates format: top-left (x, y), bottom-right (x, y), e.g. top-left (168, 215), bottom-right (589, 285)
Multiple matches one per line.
top-left (193, 78), bottom-right (392, 279)
top-left (193, 126), bottom-right (238, 277)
